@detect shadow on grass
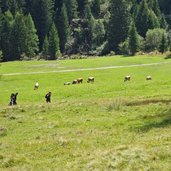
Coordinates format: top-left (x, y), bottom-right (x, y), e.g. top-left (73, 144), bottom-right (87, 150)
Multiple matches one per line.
top-left (126, 99), bottom-right (171, 106)
top-left (132, 108), bottom-right (171, 133)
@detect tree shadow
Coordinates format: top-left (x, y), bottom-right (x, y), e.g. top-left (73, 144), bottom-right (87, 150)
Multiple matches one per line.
top-left (133, 108), bottom-right (171, 133)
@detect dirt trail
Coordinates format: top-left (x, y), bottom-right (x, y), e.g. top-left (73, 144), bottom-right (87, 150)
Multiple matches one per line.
top-left (2, 61), bottom-right (171, 76)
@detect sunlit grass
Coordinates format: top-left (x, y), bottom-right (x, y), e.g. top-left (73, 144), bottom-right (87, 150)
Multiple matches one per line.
top-left (0, 55), bottom-right (171, 170)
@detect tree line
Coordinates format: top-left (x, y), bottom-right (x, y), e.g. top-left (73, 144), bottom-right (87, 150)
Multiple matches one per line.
top-left (0, 0), bottom-right (171, 61)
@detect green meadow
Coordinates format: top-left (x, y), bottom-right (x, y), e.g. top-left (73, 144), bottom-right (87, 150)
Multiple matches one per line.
top-left (1, 55), bottom-right (171, 170)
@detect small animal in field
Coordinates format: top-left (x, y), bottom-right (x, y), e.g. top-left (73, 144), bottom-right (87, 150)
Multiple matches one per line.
top-left (64, 82), bottom-right (72, 85)
top-left (34, 82), bottom-right (39, 90)
top-left (77, 78), bottom-right (83, 84)
top-left (45, 92), bottom-right (51, 103)
top-left (124, 75), bottom-right (131, 82)
top-left (87, 77), bottom-right (94, 83)
top-left (72, 80), bottom-right (78, 84)
top-left (146, 75), bottom-right (152, 80)
top-left (9, 93), bottom-right (18, 106)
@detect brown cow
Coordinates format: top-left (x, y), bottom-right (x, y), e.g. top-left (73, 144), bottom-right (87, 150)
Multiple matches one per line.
top-left (77, 78), bottom-right (83, 84)
top-left (87, 77), bottom-right (94, 83)
top-left (124, 75), bottom-right (131, 82)
top-left (72, 80), bottom-right (78, 84)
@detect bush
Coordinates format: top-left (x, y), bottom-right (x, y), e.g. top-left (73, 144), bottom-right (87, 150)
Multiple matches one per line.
top-left (145, 28), bottom-right (168, 52)
top-left (119, 40), bottom-right (129, 55)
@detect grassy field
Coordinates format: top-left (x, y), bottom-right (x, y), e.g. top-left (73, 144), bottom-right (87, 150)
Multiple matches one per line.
top-left (1, 55), bottom-right (171, 170)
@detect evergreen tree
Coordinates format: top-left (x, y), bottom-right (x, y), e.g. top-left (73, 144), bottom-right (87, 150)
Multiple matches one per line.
top-left (0, 0), bottom-right (10, 13)
top-left (148, 0), bottom-right (161, 18)
top-left (31, 0), bottom-right (53, 50)
top-left (77, 0), bottom-right (88, 17)
top-left (107, 0), bottom-right (130, 53)
top-left (10, 12), bottom-right (27, 60)
top-left (91, 0), bottom-right (100, 18)
top-left (159, 33), bottom-right (167, 53)
top-left (0, 10), bottom-right (13, 61)
top-left (128, 22), bottom-right (140, 55)
top-left (25, 13), bottom-right (39, 58)
top-left (42, 35), bottom-right (49, 59)
top-left (82, 4), bottom-right (94, 51)
top-left (136, 0), bottom-right (150, 37)
top-left (93, 19), bottom-right (105, 47)
top-left (56, 3), bottom-right (69, 53)
top-left (48, 23), bottom-right (60, 60)
top-left (148, 10), bottom-right (160, 29)
top-left (64, 0), bottom-right (78, 23)
top-left (160, 14), bottom-right (168, 29)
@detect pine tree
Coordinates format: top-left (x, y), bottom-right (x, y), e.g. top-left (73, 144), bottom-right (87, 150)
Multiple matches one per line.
top-left (159, 33), bottom-right (167, 53)
top-left (148, 10), bottom-right (160, 29)
top-left (25, 13), bottom-right (39, 58)
top-left (91, 0), bottom-right (100, 18)
top-left (0, 10), bottom-right (13, 61)
top-left (31, 0), bottom-right (53, 50)
top-left (136, 0), bottom-right (150, 37)
top-left (148, 0), bottom-right (161, 18)
top-left (82, 4), bottom-right (94, 51)
top-left (56, 3), bottom-right (69, 53)
top-left (160, 14), bottom-right (168, 29)
top-left (48, 23), bottom-right (60, 60)
top-left (77, 0), bottom-right (88, 17)
top-left (42, 35), bottom-right (49, 59)
top-left (93, 19), bottom-right (105, 47)
top-left (128, 22), bottom-right (140, 55)
top-left (64, 0), bottom-right (78, 23)
top-left (107, 0), bottom-right (130, 53)
top-left (10, 12), bottom-right (27, 60)
top-left (0, 0), bottom-right (10, 13)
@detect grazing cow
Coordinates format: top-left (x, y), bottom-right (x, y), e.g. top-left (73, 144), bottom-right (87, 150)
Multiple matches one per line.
top-left (124, 75), bottom-right (131, 82)
top-left (72, 80), bottom-right (78, 84)
top-left (64, 82), bottom-right (72, 85)
top-left (77, 78), bottom-right (83, 84)
top-left (45, 92), bottom-right (51, 103)
top-left (87, 77), bottom-right (94, 83)
top-left (146, 75), bottom-right (152, 80)
top-left (9, 93), bottom-right (18, 106)
top-left (34, 82), bottom-right (39, 90)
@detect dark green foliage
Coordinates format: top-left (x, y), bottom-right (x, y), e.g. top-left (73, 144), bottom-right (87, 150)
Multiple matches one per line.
top-left (136, 0), bottom-right (151, 37)
top-left (48, 23), bottom-right (60, 60)
top-left (0, 10), bottom-right (13, 61)
top-left (10, 12), bottom-right (27, 60)
top-left (64, 0), bottom-right (78, 23)
top-left (0, 0), bottom-right (170, 61)
top-left (24, 13), bottom-right (39, 58)
top-left (159, 33), bottom-right (167, 53)
top-left (42, 35), bottom-right (49, 59)
top-left (91, 0), bottom-right (100, 18)
top-left (106, 0), bottom-right (130, 53)
top-left (128, 22), bottom-right (140, 55)
top-left (56, 3), bottom-right (69, 53)
top-left (31, 0), bottom-right (53, 50)
top-left (77, 0), bottom-right (88, 17)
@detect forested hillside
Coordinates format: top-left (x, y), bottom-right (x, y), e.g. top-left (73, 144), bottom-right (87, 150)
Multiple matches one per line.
top-left (0, 0), bottom-right (171, 61)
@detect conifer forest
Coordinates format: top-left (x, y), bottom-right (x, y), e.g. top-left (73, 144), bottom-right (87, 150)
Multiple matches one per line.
top-left (0, 0), bottom-right (171, 61)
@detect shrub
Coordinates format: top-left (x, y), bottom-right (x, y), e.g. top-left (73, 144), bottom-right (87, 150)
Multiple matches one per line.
top-left (145, 28), bottom-right (168, 52)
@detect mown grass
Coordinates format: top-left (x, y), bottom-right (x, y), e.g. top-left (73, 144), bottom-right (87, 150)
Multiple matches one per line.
top-left (0, 55), bottom-right (171, 170)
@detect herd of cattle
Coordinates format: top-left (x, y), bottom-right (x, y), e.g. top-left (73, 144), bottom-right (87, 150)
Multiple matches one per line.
top-left (9, 75), bottom-right (152, 106)
top-left (64, 75), bottom-right (152, 85)
top-left (64, 76), bottom-right (95, 85)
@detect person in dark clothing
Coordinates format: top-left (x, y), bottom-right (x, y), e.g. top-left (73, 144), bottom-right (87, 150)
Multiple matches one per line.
top-left (9, 93), bottom-right (18, 106)
top-left (45, 92), bottom-right (51, 103)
